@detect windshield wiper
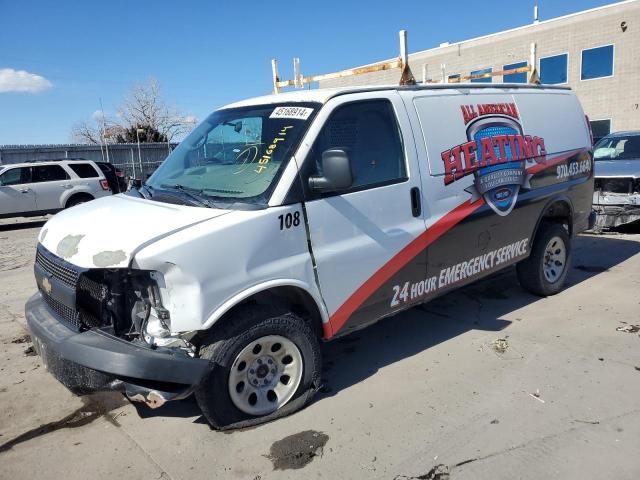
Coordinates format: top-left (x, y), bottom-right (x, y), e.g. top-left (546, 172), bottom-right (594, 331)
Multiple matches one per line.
top-left (140, 182), bottom-right (154, 199)
top-left (159, 183), bottom-right (217, 208)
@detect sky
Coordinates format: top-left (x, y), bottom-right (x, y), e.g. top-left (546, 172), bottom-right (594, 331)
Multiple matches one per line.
top-left (0, 0), bottom-right (623, 145)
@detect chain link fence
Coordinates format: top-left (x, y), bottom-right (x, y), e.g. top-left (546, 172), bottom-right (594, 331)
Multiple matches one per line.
top-left (0, 143), bottom-right (177, 180)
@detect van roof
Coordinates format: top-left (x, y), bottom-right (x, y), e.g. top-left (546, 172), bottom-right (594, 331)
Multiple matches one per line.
top-left (222, 83), bottom-right (571, 109)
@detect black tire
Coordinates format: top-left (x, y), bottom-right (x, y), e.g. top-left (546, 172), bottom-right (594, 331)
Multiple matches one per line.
top-left (517, 221), bottom-right (571, 296)
top-left (66, 195), bottom-right (93, 208)
top-left (195, 305), bottom-right (322, 430)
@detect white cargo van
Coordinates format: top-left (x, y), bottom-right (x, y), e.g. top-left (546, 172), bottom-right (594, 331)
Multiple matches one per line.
top-left (26, 84), bottom-right (594, 429)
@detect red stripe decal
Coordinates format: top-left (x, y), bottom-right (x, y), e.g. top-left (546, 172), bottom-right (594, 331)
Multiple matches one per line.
top-left (526, 148), bottom-right (588, 175)
top-left (325, 198), bottom-right (485, 338)
top-left (323, 146), bottom-right (589, 339)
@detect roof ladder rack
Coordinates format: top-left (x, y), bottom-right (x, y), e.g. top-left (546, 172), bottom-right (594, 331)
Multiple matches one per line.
top-left (271, 31), bottom-right (540, 92)
top-left (271, 30), bottom-right (416, 94)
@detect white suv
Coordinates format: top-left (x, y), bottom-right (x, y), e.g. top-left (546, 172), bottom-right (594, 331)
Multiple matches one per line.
top-left (0, 160), bottom-right (112, 218)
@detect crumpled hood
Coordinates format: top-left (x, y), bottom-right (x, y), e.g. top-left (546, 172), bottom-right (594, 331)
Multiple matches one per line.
top-left (594, 159), bottom-right (640, 179)
top-left (39, 194), bottom-right (230, 268)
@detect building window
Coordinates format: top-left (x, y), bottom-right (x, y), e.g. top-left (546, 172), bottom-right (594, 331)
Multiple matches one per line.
top-left (503, 61), bottom-right (527, 83)
top-left (448, 74), bottom-right (460, 83)
top-left (581, 45), bottom-right (614, 80)
top-left (540, 54), bottom-right (568, 84)
top-left (590, 119), bottom-right (611, 144)
top-left (470, 68), bottom-right (492, 83)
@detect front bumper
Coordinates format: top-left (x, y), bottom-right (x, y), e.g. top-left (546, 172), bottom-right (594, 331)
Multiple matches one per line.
top-left (592, 204), bottom-right (640, 229)
top-left (25, 292), bottom-right (210, 406)
top-left (592, 190), bottom-right (640, 230)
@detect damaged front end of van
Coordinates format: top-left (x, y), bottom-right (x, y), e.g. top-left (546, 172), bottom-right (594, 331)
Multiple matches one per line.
top-left (24, 196), bottom-right (224, 409)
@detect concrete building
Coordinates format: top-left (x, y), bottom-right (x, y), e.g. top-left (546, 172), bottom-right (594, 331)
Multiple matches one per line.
top-left (319, 0), bottom-right (639, 141)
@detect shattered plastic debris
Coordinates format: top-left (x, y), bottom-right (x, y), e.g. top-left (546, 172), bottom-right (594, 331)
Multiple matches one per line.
top-left (423, 464), bottom-right (450, 480)
top-left (490, 338), bottom-right (509, 354)
top-left (394, 464), bottom-right (450, 480)
top-left (11, 334), bottom-right (31, 344)
top-left (528, 389), bottom-right (545, 404)
top-left (23, 346), bottom-right (36, 356)
top-left (616, 324), bottom-right (640, 334)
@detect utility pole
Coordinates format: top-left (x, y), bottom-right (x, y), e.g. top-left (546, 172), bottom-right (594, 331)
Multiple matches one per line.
top-left (136, 128), bottom-right (144, 179)
top-left (99, 98), bottom-right (110, 163)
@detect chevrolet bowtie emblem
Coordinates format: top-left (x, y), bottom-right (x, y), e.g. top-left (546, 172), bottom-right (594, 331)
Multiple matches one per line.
top-left (42, 276), bottom-right (52, 295)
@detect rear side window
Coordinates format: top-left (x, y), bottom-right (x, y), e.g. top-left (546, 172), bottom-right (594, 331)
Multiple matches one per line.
top-left (68, 163), bottom-right (100, 178)
top-left (31, 165), bottom-right (69, 182)
top-left (308, 100), bottom-right (406, 192)
top-left (0, 167), bottom-right (31, 186)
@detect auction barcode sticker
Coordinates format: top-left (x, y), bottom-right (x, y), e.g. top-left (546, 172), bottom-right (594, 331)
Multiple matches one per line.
top-left (270, 106), bottom-right (314, 120)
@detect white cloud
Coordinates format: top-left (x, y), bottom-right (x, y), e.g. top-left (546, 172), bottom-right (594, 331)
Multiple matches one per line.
top-left (0, 68), bottom-right (53, 93)
top-left (92, 110), bottom-right (105, 122)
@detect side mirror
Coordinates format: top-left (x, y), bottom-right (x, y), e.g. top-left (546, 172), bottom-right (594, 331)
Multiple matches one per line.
top-left (308, 149), bottom-right (353, 192)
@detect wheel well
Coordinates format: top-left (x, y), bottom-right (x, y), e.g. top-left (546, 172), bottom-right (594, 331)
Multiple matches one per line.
top-left (66, 192), bottom-right (94, 208)
top-left (212, 286), bottom-right (324, 340)
top-left (539, 199), bottom-right (573, 236)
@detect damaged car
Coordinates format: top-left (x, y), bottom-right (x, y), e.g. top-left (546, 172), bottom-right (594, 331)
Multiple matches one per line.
top-left (592, 131), bottom-right (640, 231)
top-left (25, 84), bottom-right (594, 429)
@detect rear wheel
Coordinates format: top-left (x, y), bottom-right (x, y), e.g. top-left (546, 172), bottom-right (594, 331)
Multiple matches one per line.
top-left (517, 222), bottom-right (571, 296)
top-left (66, 194), bottom-right (93, 208)
top-left (195, 306), bottom-right (321, 429)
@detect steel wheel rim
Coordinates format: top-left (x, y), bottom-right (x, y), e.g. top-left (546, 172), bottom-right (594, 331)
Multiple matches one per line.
top-left (228, 335), bottom-right (303, 416)
top-left (542, 235), bottom-right (567, 283)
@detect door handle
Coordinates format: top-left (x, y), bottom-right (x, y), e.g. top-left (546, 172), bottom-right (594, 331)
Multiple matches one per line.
top-left (410, 187), bottom-right (421, 217)
top-left (20, 188), bottom-right (31, 193)
top-left (62, 184), bottom-right (74, 189)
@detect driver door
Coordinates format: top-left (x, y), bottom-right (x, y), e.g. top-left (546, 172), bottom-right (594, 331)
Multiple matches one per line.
top-left (301, 93), bottom-right (428, 337)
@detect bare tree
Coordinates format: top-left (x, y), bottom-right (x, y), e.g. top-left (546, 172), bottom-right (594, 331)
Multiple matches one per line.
top-left (118, 78), bottom-right (196, 142)
top-left (71, 120), bottom-right (103, 144)
top-left (71, 119), bottom-right (124, 144)
top-left (70, 78), bottom-right (197, 144)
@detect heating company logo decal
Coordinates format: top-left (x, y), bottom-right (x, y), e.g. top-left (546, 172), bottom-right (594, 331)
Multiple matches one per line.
top-left (440, 103), bottom-right (547, 216)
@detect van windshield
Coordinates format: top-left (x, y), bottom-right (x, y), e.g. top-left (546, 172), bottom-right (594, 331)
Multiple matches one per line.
top-left (147, 103), bottom-right (319, 205)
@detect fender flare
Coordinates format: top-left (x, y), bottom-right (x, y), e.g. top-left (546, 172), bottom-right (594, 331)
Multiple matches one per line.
top-left (532, 194), bottom-right (575, 241)
top-left (63, 189), bottom-right (95, 208)
top-left (202, 278), bottom-right (330, 331)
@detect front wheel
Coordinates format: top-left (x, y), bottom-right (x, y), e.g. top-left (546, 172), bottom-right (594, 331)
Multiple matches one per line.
top-left (517, 222), bottom-right (572, 296)
top-left (195, 307), bottom-right (321, 429)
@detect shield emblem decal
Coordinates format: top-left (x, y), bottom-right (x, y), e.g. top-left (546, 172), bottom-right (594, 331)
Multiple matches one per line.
top-left (466, 117), bottom-right (528, 216)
